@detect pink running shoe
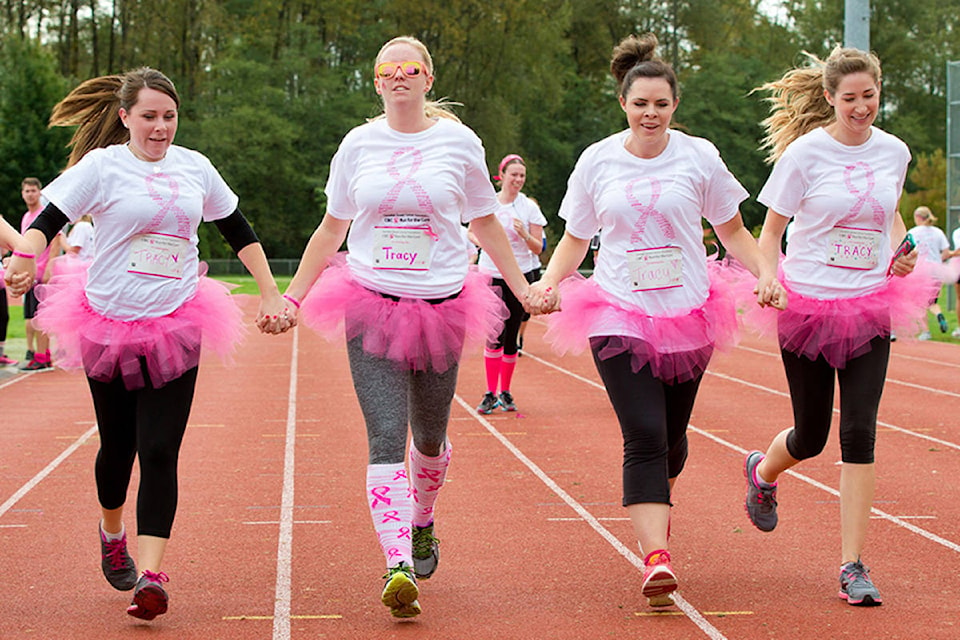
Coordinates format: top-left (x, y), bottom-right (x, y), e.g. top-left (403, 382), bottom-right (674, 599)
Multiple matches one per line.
top-left (127, 570), bottom-right (169, 620)
top-left (641, 549), bottom-right (678, 606)
top-left (0, 354), bottom-right (18, 366)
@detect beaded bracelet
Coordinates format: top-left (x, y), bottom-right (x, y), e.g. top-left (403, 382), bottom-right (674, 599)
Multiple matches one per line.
top-left (12, 251), bottom-right (35, 259)
top-left (282, 294), bottom-right (301, 309)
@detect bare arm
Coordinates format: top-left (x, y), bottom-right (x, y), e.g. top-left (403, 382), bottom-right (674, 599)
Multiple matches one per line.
top-left (236, 242), bottom-right (286, 333)
top-left (528, 231), bottom-right (592, 313)
top-left (283, 214), bottom-right (352, 303)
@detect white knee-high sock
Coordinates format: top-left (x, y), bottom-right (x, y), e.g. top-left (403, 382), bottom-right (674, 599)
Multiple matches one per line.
top-left (409, 440), bottom-right (452, 528)
top-left (366, 463), bottom-right (413, 568)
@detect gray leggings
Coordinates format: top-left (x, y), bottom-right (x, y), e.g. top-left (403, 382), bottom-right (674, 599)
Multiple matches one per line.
top-left (347, 336), bottom-right (460, 464)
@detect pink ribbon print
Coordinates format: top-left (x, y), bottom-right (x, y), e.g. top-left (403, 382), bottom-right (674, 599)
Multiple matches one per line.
top-left (378, 147), bottom-right (436, 219)
top-left (626, 176), bottom-right (675, 244)
top-left (842, 161), bottom-right (886, 228)
top-left (370, 486), bottom-right (392, 510)
top-left (143, 173), bottom-right (192, 237)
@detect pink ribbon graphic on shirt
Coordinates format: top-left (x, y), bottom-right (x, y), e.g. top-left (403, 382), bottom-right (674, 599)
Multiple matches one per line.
top-left (843, 162), bottom-right (886, 227)
top-left (378, 147), bottom-right (436, 219)
top-left (626, 177), bottom-right (675, 243)
top-left (143, 173), bottom-right (191, 237)
top-left (370, 486), bottom-right (391, 509)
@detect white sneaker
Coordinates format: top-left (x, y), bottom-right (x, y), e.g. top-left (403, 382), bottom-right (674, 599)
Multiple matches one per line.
top-left (918, 331), bottom-right (932, 341)
top-left (951, 327), bottom-right (960, 338)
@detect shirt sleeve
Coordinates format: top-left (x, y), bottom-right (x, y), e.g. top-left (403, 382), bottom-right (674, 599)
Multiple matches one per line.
top-left (200, 154), bottom-right (240, 222)
top-left (757, 152), bottom-right (806, 217)
top-left (41, 151), bottom-right (103, 223)
top-left (558, 159), bottom-right (599, 240)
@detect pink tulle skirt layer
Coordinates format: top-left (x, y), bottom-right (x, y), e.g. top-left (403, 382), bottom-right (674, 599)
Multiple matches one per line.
top-left (35, 271), bottom-right (246, 390)
top-left (544, 265), bottom-right (739, 384)
top-left (300, 258), bottom-right (506, 373)
top-left (742, 261), bottom-right (943, 369)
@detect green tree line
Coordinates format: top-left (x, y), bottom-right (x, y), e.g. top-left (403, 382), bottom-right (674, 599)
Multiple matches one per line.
top-left (2, 0), bottom-right (958, 259)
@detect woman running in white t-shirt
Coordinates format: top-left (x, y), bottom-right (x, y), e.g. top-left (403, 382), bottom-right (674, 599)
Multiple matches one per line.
top-left (745, 47), bottom-right (935, 606)
top-left (473, 153), bottom-right (547, 414)
top-left (280, 36), bottom-right (529, 620)
top-left (5, 67), bottom-right (287, 621)
top-left (527, 33), bottom-right (785, 607)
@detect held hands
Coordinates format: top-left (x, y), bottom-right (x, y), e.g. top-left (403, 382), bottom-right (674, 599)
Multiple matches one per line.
top-left (256, 292), bottom-right (297, 334)
top-left (754, 274), bottom-right (788, 311)
top-left (889, 247), bottom-right (918, 278)
top-left (3, 254), bottom-right (38, 297)
top-left (525, 280), bottom-right (561, 315)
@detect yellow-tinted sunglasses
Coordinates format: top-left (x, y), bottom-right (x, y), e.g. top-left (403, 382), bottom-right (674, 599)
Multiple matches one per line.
top-left (376, 60), bottom-right (425, 79)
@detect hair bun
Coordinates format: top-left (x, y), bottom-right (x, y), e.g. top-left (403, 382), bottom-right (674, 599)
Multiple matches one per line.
top-left (610, 33), bottom-right (659, 84)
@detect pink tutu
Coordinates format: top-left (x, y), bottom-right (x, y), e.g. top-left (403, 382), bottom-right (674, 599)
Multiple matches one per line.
top-left (34, 269), bottom-right (246, 390)
top-left (300, 255), bottom-right (506, 372)
top-left (742, 260), bottom-right (944, 369)
top-left (544, 262), bottom-right (740, 383)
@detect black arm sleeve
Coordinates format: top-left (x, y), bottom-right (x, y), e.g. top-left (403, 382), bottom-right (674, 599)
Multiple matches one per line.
top-left (27, 203), bottom-right (70, 246)
top-left (214, 208), bottom-right (260, 254)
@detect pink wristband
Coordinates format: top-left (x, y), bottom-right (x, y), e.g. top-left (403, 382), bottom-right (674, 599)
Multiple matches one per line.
top-left (12, 251), bottom-right (35, 259)
top-left (282, 294), bottom-right (301, 309)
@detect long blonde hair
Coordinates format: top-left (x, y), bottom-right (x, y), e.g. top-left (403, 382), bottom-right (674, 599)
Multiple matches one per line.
top-left (756, 47), bottom-right (882, 163)
top-left (374, 36), bottom-right (460, 123)
top-left (50, 67), bottom-right (180, 167)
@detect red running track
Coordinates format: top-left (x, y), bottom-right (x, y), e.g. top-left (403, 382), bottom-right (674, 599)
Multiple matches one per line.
top-left (1, 295), bottom-right (958, 639)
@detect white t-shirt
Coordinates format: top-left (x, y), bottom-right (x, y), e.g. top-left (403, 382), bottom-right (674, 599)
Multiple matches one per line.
top-left (43, 144), bottom-right (239, 320)
top-left (758, 127), bottom-right (911, 299)
top-left (325, 118), bottom-right (499, 298)
top-left (67, 220), bottom-right (96, 261)
top-left (478, 192), bottom-right (547, 277)
top-left (907, 224), bottom-right (949, 263)
top-left (560, 129), bottom-right (746, 328)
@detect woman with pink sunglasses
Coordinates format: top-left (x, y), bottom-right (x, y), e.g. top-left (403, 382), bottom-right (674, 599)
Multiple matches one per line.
top-left (281, 36), bottom-right (529, 619)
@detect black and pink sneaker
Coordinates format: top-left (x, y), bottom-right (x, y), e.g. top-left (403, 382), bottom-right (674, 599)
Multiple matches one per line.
top-left (99, 526), bottom-right (137, 591)
top-left (127, 571), bottom-right (170, 620)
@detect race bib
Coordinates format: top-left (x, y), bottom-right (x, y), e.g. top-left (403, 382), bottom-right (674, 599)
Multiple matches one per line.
top-left (373, 226), bottom-right (433, 271)
top-left (826, 226), bottom-right (881, 270)
top-left (627, 246), bottom-right (683, 291)
top-left (127, 232), bottom-right (189, 279)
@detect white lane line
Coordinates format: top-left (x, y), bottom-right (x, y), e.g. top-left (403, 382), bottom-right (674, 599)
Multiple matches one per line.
top-left (0, 425), bottom-right (98, 519)
top-left (455, 394), bottom-right (728, 640)
top-left (526, 351), bottom-right (960, 555)
top-left (272, 327), bottom-right (299, 640)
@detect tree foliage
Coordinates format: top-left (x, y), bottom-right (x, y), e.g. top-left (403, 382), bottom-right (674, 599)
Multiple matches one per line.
top-left (1, 0), bottom-right (957, 256)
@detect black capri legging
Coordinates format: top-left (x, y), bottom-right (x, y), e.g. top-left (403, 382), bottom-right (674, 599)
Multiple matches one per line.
top-left (590, 336), bottom-right (703, 506)
top-left (781, 335), bottom-right (889, 464)
top-left (488, 269), bottom-right (539, 356)
top-left (87, 362), bottom-right (198, 538)
top-left (0, 289), bottom-right (8, 340)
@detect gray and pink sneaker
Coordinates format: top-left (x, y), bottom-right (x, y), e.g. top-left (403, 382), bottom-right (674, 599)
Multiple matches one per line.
top-left (99, 526), bottom-right (137, 591)
top-left (744, 450), bottom-right (778, 532)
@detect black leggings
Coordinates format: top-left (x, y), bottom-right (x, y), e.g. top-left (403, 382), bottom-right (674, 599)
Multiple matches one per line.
top-left (488, 270), bottom-right (539, 356)
top-left (591, 337), bottom-right (703, 506)
top-left (0, 290), bottom-right (7, 340)
top-left (87, 365), bottom-right (198, 538)
top-left (781, 336), bottom-right (889, 464)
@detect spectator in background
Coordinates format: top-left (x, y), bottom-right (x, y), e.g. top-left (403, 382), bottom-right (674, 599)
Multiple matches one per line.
top-left (472, 153), bottom-right (546, 413)
top-left (0, 215), bottom-right (29, 366)
top-left (908, 205), bottom-right (952, 338)
top-left (18, 177), bottom-right (60, 371)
